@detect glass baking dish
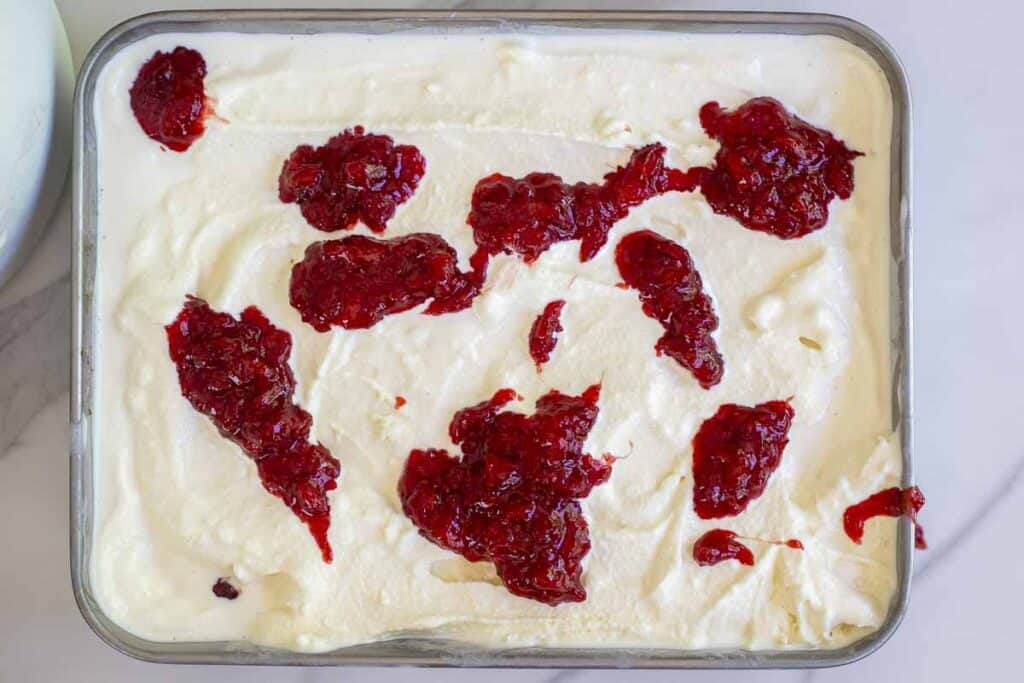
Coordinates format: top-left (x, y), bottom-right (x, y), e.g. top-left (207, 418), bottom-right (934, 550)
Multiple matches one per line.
top-left (70, 9), bottom-right (913, 668)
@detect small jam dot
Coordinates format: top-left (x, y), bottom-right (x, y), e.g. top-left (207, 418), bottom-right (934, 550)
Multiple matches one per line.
top-left (395, 396), bottom-right (407, 409)
top-left (212, 578), bottom-right (239, 600)
top-left (693, 529), bottom-right (754, 567)
top-left (528, 300), bottom-right (566, 371)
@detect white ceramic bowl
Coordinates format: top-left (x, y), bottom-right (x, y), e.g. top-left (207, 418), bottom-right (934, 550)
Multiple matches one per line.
top-left (0, 1), bottom-right (73, 287)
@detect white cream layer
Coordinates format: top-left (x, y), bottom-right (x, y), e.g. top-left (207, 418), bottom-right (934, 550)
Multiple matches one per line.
top-left (92, 31), bottom-right (898, 652)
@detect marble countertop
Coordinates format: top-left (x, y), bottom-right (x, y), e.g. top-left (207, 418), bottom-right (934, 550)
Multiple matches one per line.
top-left (2, 0), bottom-right (1020, 680)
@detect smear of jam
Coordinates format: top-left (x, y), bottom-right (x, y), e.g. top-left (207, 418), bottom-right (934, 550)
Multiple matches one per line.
top-left (692, 400), bottom-right (794, 519)
top-left (756, 537), bottom-right (805, 551)
top-left (844, 486), bottom-right (927, 550)
top-left (212, 578), bottom-right (240, 600)
top-left (166, 297), bottom-right (340, 562)
top-left (398, 384), bottom-right (613, 605)
top-left (698, 97), bottom-right (862, 239)
top-left (615, 229), bottom-right (723, 388)
top-left (278, 126), bottom-right (426, 233)
top-left (693, 529), bottom-right (754, 567)
top-left (129, 47), bottom-right (209, 152)
top-left (528, 300), bottom-right (566, 370)
top-left (290, 234), bottom-right (489, 332)
top-left (394, 396), bottom-right (407, 409)
top-left (692, 530), bottom-right (803, 567)
top-left (469, 143), bottom-right (700, 263)
top-left (915, 525), bottom-right (927, 550)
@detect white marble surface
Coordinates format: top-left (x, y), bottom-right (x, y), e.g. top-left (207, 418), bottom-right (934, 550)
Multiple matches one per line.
top-left (1, 0), bottom-right (1021, 679)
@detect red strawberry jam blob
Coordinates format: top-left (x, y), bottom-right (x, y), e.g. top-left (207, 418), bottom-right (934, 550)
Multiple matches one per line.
top-left (615, 229), bottom-right (723, 388)
top-left (698, 97), bottom-right (863, 239)
top-left (395, 396), bottom-right (407, 409)
top-left (693, 529), bottom-right (754, 567)
top-left (290, 234), bottom-right (489, 332)
top-left (469, 143), bottom-right (700, 263)
top-left (692, 531), bottom-right (803, 567)
top-left (528, 300), bottom-right (566, 370)
top-left (692, 400), bottom-right (794, 519)
top-left (844, 486), bottom-right (927, 550)
top-left (278, 126), bottom-right (425, 233)
top-left (129, 46), bottom-right (209, 152)
top-left (166, 297), bottom-right (340, 562)
top-left (398, 384), bottom-right (613, 605)
top-left (212, 578), bottom-right (240, 600)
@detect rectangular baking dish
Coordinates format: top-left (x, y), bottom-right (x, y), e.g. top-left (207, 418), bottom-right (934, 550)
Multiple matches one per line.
top-left (70, 9), bottom-right (913, 668)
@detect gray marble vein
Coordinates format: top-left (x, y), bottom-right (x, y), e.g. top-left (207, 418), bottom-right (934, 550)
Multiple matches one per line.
top-left (913, 452), bottom-right (1024, 583)
top-left (0, 275), bottom-right (70, 456)
top-left (547, 671), bottom-right (580, 683)
top-left (802, 456), bottom-right (1024, 683)
top-left (0, 193), bottom-right (71, 311)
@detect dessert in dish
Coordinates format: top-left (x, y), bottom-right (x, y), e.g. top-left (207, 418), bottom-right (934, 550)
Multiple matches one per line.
top-left (91, 30), bottom-right (918, 652)
top-left (692, 529), bottom-right (756, 567)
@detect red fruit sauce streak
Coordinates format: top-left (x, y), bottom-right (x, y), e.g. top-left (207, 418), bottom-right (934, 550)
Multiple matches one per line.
top-left (692, 531), bottom-right (803, 568)
top-left (165, 297), bottom-right (340, 562)
top-left (528, 300), bottom-right (566, 371)
top-left (843, 486), bottom-right (927, 550)
top-left (278, 126), bottom-right (426, 233)
top-left (615, 230), bottom-right (723, 388)
top-left (290, 234), bottom-right (489, 332)
top-left (693, 529), bottom-right (754, 567)
top-left (398, 384), bottom-right (614, 605)
top-left (697, 97), bottom-right (863, 239)
top-left (394, 396), bottom-right (407, 409)
top-left (468, 143), bottom-right (701, 264)
top-left (129, 46), bottom-right (210, 152)
top-left (212, 578), bottom-right (240, 600)
top-left (752, 537), bottom-right (805, 551)
top-left (692, 400), bottom-right (795, 519)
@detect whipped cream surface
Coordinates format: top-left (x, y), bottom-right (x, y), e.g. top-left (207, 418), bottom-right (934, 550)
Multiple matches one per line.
top-left (91, 30), bottom-right (899, 652)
